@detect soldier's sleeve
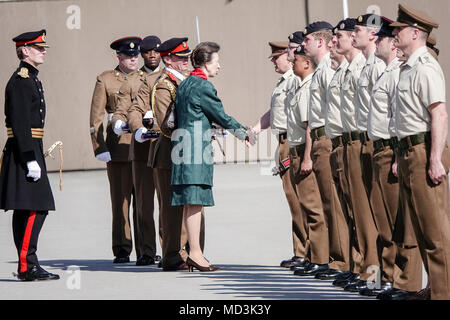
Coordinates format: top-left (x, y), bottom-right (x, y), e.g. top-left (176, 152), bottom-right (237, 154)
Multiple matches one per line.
top-left (153, 80), bottom-right (173, 130)
top-left (89, 75), bottom-right (108, 156)
top-left (128, 79), bottom-right (150, 132)
top-left (112, 80), bottom-right (132, 127)
top-left (7, 78), bottom-right (36, 163)
top-left (196, 82), bottom-right (247, 140)
top-left (415, 63), bottom-right (446, 109)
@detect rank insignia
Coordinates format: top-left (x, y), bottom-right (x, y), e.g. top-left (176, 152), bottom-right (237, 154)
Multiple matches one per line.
top-left (17, 67), bottom-right (29, 78)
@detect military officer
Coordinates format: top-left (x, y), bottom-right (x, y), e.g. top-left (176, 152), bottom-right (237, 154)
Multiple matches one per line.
top-left (112, 35), bottom-right (163, 266)
top-left (0, 29), bottom-right (59, 281)
top-left (332, 18), bottom-right (373, 290)
top-left (89, 36), bottom-right (141, 263)
top-left (149, 37), bottom-right (204, 271)
top-left (301, 21), bottom-right (351, 277)
top-left (251, 42), bottom-right (306, 269)
top-left (390, 4), bottom-right (450, 300)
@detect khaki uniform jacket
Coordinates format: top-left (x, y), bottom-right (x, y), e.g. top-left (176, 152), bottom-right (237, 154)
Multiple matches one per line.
top-left (89, 67), bottom-right (132, 161)
top-left (148, 68), bottom-right (185, 169)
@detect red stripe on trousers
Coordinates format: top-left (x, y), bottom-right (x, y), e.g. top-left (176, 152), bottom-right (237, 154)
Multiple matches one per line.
top-left (20, 211), bottom-right (36, 273)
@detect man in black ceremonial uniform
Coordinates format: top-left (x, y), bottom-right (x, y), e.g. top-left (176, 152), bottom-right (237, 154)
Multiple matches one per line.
top-left (0, 29), bottom-right (59, 281)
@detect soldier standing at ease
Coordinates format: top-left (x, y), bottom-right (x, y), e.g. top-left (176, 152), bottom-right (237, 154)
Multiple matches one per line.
top-left (112, 36), bottom-right (163, 266)
top-left (0, 30), bottom-right (59, 281)
top-left (89, 37), bottom-right (141, 264)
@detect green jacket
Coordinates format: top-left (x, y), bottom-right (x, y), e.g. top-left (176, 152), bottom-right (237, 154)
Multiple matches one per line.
top-left (171, 75), bottom-right (247, 186)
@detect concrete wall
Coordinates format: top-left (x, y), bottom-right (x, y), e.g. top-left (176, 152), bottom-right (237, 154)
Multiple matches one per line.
top-left (0, 0), bottom-right (449, 171)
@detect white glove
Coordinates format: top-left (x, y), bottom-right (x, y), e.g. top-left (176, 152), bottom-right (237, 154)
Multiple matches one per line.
top-left (96, 151), bottom-right (111, 162)
top-left (113, 120), bottom-right (127, 136)
top-left (26, 161), bottom-right (41, 181)
top-left (135, 127), bottom-right (149, 143)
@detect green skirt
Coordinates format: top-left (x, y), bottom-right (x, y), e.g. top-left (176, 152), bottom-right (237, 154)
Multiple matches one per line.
top-left (171, 184), bottom-right (215, 207)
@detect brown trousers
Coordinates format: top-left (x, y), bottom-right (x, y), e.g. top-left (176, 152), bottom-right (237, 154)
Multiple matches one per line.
top-left (106, 161), bottom-right (138, 258)
top-left (344, 140), bottom-right (379, 280)
top-left (330, 143), bottom-right (361, 271)
top-left (290, 145), bottom-right (329, 264)
top-left (398, 143), bottom-right (450, 299)
top-left (279, 135), bottom-right (308, 258)
top-left (132, 160), bottom-right (162, 258)
top-left (312, 136), bottom-right (350, 270)
top-left (372, 147), bottom-right (422, 288)
top-left (155, 168), bottom-right (205, 268)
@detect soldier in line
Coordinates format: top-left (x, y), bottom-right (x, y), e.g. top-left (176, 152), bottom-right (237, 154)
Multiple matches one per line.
top-left (300, 21), bottom-right (350, 277)
top-left (89, 37), bottom-right (141, 264)
top-left (250, 42), bottom-right (306, 270)
top-left (111, 36), bottom-right (163, 266)
top-left (390, 4), bottom-right (450, 300)
top-left (0, 29), bottom-right (59, 281)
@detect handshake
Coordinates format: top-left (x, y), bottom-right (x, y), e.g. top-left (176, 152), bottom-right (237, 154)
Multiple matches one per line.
top-left (245, 127), bottom-right (257, 147)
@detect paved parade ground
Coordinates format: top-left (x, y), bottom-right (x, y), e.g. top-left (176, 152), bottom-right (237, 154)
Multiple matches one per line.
top-left (0, 163), bottom-right (425, 300)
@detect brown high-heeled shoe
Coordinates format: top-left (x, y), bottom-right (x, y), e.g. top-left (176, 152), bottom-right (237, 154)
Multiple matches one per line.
top-left (186, 257), bottom-right (220, 272)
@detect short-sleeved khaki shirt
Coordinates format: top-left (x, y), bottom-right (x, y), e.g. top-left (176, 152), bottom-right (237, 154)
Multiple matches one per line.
top-left (308, 52), bottom-right (335, 130)
top-left (340, 52), bottom-right (366, 133)
top-left (395, 46), bottom-right (446, 139)
top-left (355, 51), bottom-right (386, 132)
top-left (287, 73), bottom-right (313, 147)
top-left (368, 57), bottom-right (402, 140)
top-left (325, 59), bottom-right (348, 139)
top-left (270, 69), bottom-right (297, 133)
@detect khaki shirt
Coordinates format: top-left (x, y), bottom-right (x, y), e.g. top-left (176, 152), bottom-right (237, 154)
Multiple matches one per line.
top-left (89, 67), bottom-right (133, 161)
top-left (355, 51), bottom-right (386, 132)
top-left (287, 73), bottom-right (313, 147)
top-left (340, 52), bottom-right (366, 133)
top-left (308, 52), bottom-right (335, 130)
top-left (326, 59), bottom-right (348, 139)
top-left (270, 69), bottom-right (297, 134)
top-left (395, 46), bottom-right (446, 139)
top-left (368, 57), bottom-right (402, 140)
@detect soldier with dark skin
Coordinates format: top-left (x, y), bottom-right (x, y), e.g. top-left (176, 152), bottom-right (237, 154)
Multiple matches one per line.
top-left (89, 37), bottom-right (141, 264)
top-left (0, 29), bottom-right (59, 281)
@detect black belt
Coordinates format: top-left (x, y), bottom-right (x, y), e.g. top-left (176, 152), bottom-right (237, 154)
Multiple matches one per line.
top-left (373, 137), bottom-right (398, 155)
top-left (290, 144), bottom-right (306, 156)
top-left (342, 131), bottom-right (360, 144)
top-left (359, 131), bottom-right (370, 144)
top-left (331, 136), bottom-right (344, 150)
top-left (397, 132), bottom-right (430, 155)
top-left (310, 126), bottom-right (326, 141)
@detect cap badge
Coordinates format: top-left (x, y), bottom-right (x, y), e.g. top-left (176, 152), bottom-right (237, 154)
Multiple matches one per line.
top-left (130, 42), bottom-right (135, 48)
top-left (340, 22), bottom-right (346, 30)
top-left (42, 34), bottom-right (46, 42)
top-left (289, 34), bottom-right (293, 40)
top-left (17, 67), bottom-right (29, 79)
top-left (156, 44), bottom-right (160, 47)
top-left (358, 15), bottom-right (363, 23)
top-left (304, 28), bottom-right (308, 34)
top-left (182, 42), bottom-right (187, 48)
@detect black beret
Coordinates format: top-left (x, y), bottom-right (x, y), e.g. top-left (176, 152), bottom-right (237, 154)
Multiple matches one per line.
top-left (13, 29), bottom-right (49, 47)
top-left (110, 37), bottom-right (142, 55)
top-left (333, 18), bottom-right (357, 34)
top-left (356, 13), bottom-right (383, 28)
top-left (140, 35), bottom-right (161, 52)
top-left (156, 37), bottom-right (191, 57)
top-left (288, 31), bottom-right (304, 44)
top-left (303, 21), bottom-right (333, 36)
top-left (374, 16), bottom-right (395, 37)
top-left (294, 45), bottom-right (307, 56)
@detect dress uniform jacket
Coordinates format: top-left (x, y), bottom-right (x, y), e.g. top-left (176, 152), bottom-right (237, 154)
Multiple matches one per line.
top-left (89, 67), bottom-right (132, 161)
top-left (0, 61), bottom-right (54, 211)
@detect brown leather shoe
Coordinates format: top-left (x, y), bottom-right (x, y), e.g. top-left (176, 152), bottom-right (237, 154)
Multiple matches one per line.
top-left (408, 287), bottom-right (431, 300)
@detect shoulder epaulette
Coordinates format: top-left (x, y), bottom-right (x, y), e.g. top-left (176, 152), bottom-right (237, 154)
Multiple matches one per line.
top-left (17, 67), bottom-right (29, 78)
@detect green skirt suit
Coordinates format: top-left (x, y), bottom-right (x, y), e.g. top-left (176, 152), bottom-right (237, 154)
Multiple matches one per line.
top-left (170, 72), bottom-right (248, 207)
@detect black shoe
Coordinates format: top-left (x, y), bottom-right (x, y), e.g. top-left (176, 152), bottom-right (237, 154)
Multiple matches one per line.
top-left (359, 281), bottom-right (393, 296)
top-left (344, 279), bottom-right (367, 292)
top-left (280, 256), bottom-right (303, 268)
top-left (315, 268), bottom-right (345, 280)
top-left (136, 255), bottom-right (155, 266)
top-left (113, 256), bottom-right (130, 264)
top-left (294, 263), bottom-right (329, 276)
top-left (291, 260), bottom-right (313, 272)
top-left (289, 259), bottom-right (309, 271)
top-left (376, 288), bottom-right (417, 300)
top-left (332, 272), bottom-right (358, 287)
top-left (155, 255), bottom-right (162, 263)
top-left (162, 261), bottom-right (190, 271)
top-left (17, 265), bottom-right (60, 281)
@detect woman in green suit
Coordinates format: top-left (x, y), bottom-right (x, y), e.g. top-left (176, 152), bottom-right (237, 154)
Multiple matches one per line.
top-left (171, 42), bottom-right (254, 271)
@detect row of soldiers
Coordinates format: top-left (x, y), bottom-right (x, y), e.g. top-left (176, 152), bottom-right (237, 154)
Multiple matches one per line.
top-left (265, 4), bottom-right (449, 300)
